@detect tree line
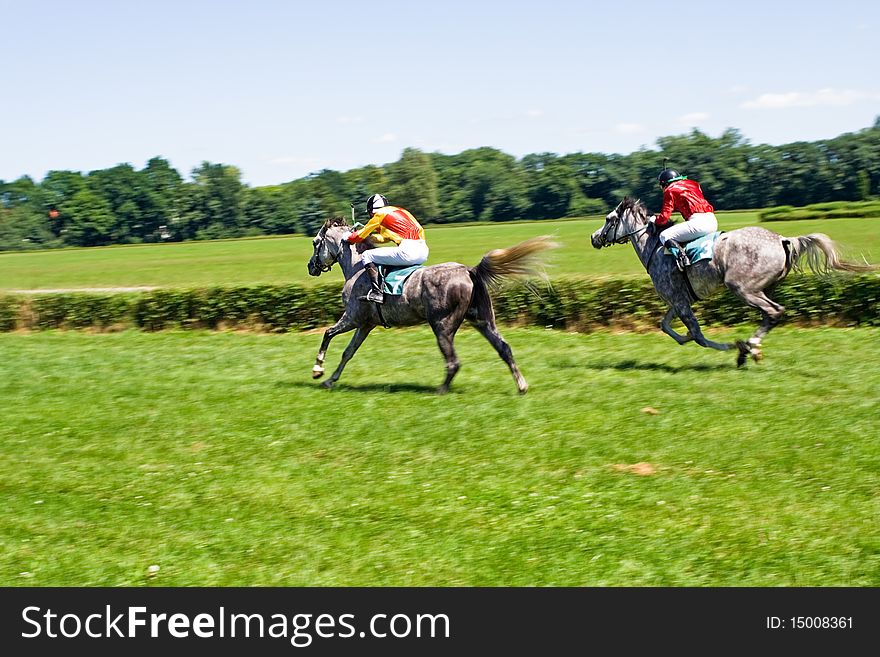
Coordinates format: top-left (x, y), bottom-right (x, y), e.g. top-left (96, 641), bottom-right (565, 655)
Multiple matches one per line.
top-left (1, 118), bottom-right (878, 250)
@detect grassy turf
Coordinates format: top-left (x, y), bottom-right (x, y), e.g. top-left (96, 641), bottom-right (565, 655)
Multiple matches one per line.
top-left (2, 327), bottom-right (878, 586)
top-left (1, 212), bottom-right (877, 290)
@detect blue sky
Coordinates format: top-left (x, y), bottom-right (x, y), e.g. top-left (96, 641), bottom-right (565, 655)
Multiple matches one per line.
top-left (2, 0), bottom-right (878, 186)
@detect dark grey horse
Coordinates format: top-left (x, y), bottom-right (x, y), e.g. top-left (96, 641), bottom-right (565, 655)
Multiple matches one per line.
top-left (307, 216), bottom-right (555, 393)
top-left (591, 197), bottom-right (876, 365)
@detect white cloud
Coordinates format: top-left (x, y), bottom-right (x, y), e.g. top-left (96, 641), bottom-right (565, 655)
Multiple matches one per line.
top-left (374, 133), bottom-right (397, 143)
top-left (615, 123), bottom-right (644, 134)
top-left (678, 112), bottom-right (710, 126)
top-left (742, 88), bottom-right (880, 109)
top-left (525, 109), bottom-right (544, 118)
top-left (336, 116), bottom-right (365, 125)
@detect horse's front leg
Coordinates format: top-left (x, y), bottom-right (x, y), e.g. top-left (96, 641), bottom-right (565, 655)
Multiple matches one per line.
top-left (660, 308), bottom-right (694, 345)
top-left (322, 326), bottom-right (374, 389)
top-left (675, 305), bottom-right (749, 364)
top-left (312, 316), bottom-right (355, 379)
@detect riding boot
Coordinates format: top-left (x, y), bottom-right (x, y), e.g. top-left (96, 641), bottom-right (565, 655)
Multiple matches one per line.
top-left (359, 262), bottom-right (385, 304)
top-left (664, 239), bottom-right (691, 271)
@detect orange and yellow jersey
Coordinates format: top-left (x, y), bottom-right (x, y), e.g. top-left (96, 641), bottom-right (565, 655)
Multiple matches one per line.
top-left (347, 206), bottom-right (425, 245)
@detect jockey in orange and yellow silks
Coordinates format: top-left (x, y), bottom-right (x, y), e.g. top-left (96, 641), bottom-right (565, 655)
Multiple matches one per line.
top-left (346, 205), bottom-right (425, 245)
top-left (342, 194), bottom-right (428, 303)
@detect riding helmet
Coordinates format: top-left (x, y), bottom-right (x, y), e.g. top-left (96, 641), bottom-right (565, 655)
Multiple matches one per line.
top-left (366, 193), bottom-right (388, 216)
top-left (658, 168), bottom-right (681, 187)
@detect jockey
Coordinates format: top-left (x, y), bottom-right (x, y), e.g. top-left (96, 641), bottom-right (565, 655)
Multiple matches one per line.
top-left (649, 168), bottom-right (718, 271)
top-left (343, 194), bottom-right (428, 304)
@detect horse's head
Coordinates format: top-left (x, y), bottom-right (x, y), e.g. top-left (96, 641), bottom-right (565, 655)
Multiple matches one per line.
top-left (590, 197), bottom-right (648, 249)
top-left (307, 216), bottom-right (350, 276)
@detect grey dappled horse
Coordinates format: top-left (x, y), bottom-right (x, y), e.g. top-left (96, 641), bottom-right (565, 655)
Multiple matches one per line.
top-left (307, 216), bottom-right (555, 393)
top-left (591, 197), bottom-right (876, 366)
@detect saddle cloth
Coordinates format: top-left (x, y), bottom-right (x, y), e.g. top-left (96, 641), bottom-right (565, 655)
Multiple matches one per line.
top-left (377, 264), bottom-right (422, 295)
top-left (667, 231), bottom-right (723, 265)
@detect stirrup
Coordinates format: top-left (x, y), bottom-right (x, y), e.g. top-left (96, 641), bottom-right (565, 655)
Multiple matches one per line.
top-left (675, 253), bottom-right (691, 272)
top-left (360, 288), bottom-right (384, 304)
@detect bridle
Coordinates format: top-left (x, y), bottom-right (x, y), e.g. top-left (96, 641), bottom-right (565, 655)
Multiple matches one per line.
top-left (311, 228), bottom-right (335, 273)
top-left (598, 208), bottom-right (649, 247)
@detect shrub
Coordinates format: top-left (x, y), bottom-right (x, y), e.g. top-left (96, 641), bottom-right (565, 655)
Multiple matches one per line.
top-left (0, 295), bottom-right (19, 331)
top-left (760, 200), bottom-right (880, 221)
top-left (29, 294), bottom-right (133, 330)
top-left (1, 275), bottom-right (877, 333)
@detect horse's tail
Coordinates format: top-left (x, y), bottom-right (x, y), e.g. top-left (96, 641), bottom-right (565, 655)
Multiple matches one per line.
top-left (471, 235), bottom-right (557, 289)
top-left (468, 235), bottom-right (557, 320)
top-left (787, 233), bottom-right (877, 275)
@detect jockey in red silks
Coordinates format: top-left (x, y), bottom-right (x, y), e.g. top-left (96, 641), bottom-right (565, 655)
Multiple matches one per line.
top-left (343, 194), bottom-right (428, 304)
top-left (648, 168), bottom-right (718, 271)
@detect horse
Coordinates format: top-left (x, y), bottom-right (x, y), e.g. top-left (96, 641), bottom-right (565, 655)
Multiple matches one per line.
top-left (307, 216), bottom-right (556, 393)
top-left (590, 197), bottom-right (876, 366)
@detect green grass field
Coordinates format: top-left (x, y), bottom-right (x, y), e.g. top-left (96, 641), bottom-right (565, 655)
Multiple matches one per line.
top-left (1, 211), bottom-right (877, 290)
top-left (2, 212), bottom-right (878, 587)
top-left (2, 327), bottom-right (878, 586)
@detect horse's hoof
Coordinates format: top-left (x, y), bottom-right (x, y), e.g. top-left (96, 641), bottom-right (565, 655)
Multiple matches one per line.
top-left (311, 368), bottom-right (325, 379)
top-left (518, 384), bottom-right (529, 395)
top-left (320, 380), bottom-right (334, 389)
top-left (435, 386), bottom-right (449, 395)
top-left (751, 349), bottom-right (763, 363)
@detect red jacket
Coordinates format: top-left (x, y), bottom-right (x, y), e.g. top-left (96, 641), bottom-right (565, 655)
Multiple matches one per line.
top-left (655, 179), bottom-right (714, 226)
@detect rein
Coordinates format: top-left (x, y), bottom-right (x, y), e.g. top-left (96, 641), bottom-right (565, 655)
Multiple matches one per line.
top-left (644, 239), bottom-right (662, 272)
top-left (602, 207), bottom-right (661, 274)
top-left (600, 211), bottom-right (649, 247)
top-left (601, 204), bottom-right (700, 302)
top-left (312, 230), bottom-right (336, 272)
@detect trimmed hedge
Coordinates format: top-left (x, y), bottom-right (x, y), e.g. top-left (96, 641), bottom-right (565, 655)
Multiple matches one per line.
top-left (0, 295), bottom-right (17, 331)
top-left (28, 293), bottom-right (135, 330)
top-left (490, 275), bottom-right (880, 329)
top-left (132, 284), bottom-right (343, 331)
top-left (759, 200), bottom-right (880, 221)
top-left (0, 275), bottom-right (877, 332)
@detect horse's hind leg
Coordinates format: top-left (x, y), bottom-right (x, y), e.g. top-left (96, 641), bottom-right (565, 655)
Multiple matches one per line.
top-left (322, 326), bottom-right (373, 389)
top-left (432, 329), bottom-right (460, 395)
top-left (471, 320), bottom-right (529, 394)
top-left (429, 308), bottom-right (469, 394)
top-left (727, 286), bottom-right (785, 362)
top-left (660, 307), bottom-right (694, 345)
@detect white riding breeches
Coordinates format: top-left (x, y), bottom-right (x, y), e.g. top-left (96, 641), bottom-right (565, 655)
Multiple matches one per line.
top-left (659, 212), bottom-right (718, 244)
top-left (362, 239), bottom-right (429, 266)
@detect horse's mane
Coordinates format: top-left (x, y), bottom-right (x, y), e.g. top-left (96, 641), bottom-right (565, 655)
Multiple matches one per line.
top-left (321, 215), bottom-right (375, 251)
top-left (618, 196), bottom-right (649, 222)
top-left (322, 216), bottom-right (350, 230)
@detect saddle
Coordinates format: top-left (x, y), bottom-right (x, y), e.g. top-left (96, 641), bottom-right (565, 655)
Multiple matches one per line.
top-left (376, 264), bottom-right (422, 296)
top-left (664, 231), bottom-right (724, 266)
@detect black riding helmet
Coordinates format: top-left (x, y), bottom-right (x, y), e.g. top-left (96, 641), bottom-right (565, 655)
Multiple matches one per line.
top-left (658, 168), bottom-right (686, 188)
